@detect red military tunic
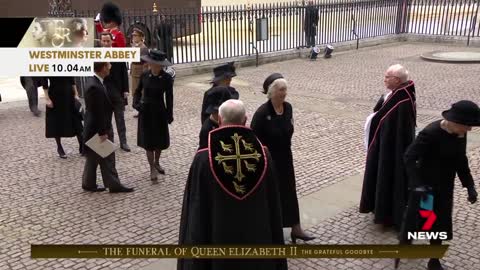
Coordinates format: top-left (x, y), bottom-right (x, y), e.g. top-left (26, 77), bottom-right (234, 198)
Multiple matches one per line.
top-left (95, 22), bottom-right (126, 47)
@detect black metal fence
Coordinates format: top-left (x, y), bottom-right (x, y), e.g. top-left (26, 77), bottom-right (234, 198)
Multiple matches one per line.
top-left (407, 0), bottom-right (480, 37)
top-left (58, 0), bottom-right (480, 64)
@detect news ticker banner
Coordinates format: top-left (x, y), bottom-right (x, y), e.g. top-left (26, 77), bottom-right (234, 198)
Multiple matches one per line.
top-left (0, 48), bottom-right (140, 76)
top-left (1, 17), bottom-right (138, 76)
top-left (31, 245), bottom-right (448, 259)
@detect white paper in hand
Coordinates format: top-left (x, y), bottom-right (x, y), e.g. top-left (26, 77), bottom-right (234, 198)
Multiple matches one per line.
top-left (85, 134), bottom-right (119, 158)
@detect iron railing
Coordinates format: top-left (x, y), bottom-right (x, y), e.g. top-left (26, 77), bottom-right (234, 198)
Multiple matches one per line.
top-left (407, 0), bottom-right (480, 37)
top-left (53, 0), bottom-right (480, 64)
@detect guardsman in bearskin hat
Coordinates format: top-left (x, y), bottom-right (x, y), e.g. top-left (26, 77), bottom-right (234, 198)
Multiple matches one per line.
top-left (200, 62), bottom-right (239, 124)
top-left (95, 2), bottom-right (126, 47)
top-left (178, 99), bottom-right (287, 270)
top-left (198, 86), bottom-right (233, 150)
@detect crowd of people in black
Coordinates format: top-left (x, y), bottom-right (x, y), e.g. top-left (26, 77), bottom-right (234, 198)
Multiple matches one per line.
top-left (13, 2), bottom-right (479, 270)
top-left (25, 58), bottom-right (479, 270)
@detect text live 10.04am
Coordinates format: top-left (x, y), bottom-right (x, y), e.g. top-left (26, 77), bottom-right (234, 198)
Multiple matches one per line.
top-left (29, 64), bottom-right (92, 72)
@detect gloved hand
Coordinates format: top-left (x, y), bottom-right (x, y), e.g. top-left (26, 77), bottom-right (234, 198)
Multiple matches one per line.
top-left (467, 186), bottom-right (478, 204)
top-left (132, 102), bottom-right (143, 112)
top-left (168, 116), bottom-right (174, 124)
top-left (95, 13), bottom-right (101, 22)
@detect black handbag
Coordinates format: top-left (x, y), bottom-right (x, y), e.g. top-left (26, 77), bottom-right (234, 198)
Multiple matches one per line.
top-left (132, 100), bottom-right (144, 112)
top-left (398, 186), bottom-right (434, 242)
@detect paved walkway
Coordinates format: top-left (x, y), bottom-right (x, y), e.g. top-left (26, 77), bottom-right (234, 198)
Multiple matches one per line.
top-left (1, 42), bottom-right (479, 270)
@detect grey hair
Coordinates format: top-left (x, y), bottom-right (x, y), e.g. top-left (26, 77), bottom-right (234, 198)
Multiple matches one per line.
top-left (267, 78), bottom-right (288, 99)
top-left (218, 99), bottom-right (246, 125)
top-left (388, 64), bottom-right (409, 83)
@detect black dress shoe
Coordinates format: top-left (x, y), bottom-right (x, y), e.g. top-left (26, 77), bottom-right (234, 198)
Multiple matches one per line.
top-left (32, 109), bottom-right (41, 117)
top-left (109, 186), bottom-right (134, 193)
top-left (57, 147), bottom-right (67, 159)
top-left (427, 259), bottom-right (444, 270)
top-left (291, 232), bottom-right (316, 244)
top-left (155, 164), bottom-right (165, 175)
top-left (82, 186), bottom-right (107, 192)
top-left (121, 144), bottom-right (131, 152)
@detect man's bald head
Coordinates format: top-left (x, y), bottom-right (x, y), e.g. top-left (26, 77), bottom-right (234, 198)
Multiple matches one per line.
top-left (387, 64), bottom-right (409, 83)
top-left (384, 64), bottom-right (409, 90)
top-left (218, 99), bottom-right (247, 126)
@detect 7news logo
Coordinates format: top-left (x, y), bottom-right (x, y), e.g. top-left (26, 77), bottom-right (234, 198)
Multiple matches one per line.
top-left (407, 194), bottom-right (448, 240)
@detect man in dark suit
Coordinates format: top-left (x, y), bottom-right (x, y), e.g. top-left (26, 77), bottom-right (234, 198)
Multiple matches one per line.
top-left (81, 62), bottom-right (134, 193)
top-left (100, 32), bottom-right (131, 152)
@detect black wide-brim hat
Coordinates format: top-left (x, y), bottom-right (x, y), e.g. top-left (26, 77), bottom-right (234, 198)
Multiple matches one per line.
top-left (101, 2), bottom-right (122, 26)
top-left (205, 86), bottom-right (233, 114)
top-left (442, 100), bottom-right (480, 126)
top-left (262, 73), bottom-right (284, 94)
top-left (211, 62), bottom-right (236, 83)
top-left (141, 49), bottom-right (172, 66)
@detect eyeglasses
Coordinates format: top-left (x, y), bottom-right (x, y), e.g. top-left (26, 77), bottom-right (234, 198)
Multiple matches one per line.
top-left (384, 75), bottom-right (399, 79)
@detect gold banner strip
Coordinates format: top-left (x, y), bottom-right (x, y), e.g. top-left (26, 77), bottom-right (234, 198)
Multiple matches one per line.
top-left (31, 245), bottom-right (448, 259)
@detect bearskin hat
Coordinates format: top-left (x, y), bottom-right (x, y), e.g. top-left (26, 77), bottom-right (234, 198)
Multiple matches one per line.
top-left (100, 2), bottom-right (122, 26)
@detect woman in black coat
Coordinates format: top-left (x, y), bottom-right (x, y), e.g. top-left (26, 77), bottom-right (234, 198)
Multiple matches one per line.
top-left (404, 100), bottom-right (478, 270)
top-left (251, 73), bottom-right (315, 243)
top-left (42, 77), bottom-right (84, 158)
top-left (133, 50), bottom-right (174, 181)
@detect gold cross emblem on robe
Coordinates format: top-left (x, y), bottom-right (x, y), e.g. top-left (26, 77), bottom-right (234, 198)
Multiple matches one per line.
top-left (214, 133), bottom-right (262, 194)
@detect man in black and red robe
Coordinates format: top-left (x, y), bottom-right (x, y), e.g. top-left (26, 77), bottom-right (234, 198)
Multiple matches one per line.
top-left (360, 64), bottom-right (417, 231)
top-left (178, 99), bottom-right (287, 270)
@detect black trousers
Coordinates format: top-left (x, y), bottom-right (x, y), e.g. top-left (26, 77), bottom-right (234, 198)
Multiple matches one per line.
top-left (82, 130), bottom-right (124, 190)
top-left (305, 33), bottom-right (316, 47)
top-left (24, 77), bottom-right (38, 112)
top-left (113, 106), bottom-right (127, 145)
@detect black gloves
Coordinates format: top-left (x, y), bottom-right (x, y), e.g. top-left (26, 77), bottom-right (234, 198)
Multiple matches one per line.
top-left (132, 102), bottom-right (143, 112)
top-left (168, 116), bottom-right (174, 124)
top-left (467, 186), bottom-right (478, 204)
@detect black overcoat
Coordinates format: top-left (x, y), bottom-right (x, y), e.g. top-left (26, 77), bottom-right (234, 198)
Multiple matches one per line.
top-left (133, 70), bottom-right (174, 151)
top-left (402, 120), bottom-right (475, 240)
top-left (42, 77), bottom-right (83, 138)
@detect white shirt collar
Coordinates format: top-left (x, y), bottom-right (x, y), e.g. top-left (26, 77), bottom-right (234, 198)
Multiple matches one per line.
top-left (383, 90), bottom-right (393, 104)
top-left (94, 73), bottom-right (104, 85)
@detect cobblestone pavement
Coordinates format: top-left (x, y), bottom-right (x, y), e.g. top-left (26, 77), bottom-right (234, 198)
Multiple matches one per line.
top-left (0, 42), bottom-right (479, 270)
